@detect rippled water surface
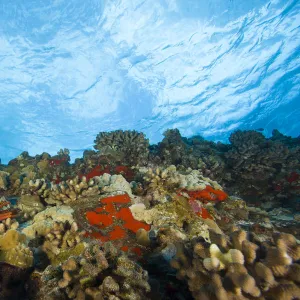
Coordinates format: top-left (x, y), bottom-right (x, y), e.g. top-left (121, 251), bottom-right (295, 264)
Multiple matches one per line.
top-left (0, 0), bottom-right (299, 162)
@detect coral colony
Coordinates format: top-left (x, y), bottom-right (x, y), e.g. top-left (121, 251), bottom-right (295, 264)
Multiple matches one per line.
top-left (0, 129), bottom-right (299, 300)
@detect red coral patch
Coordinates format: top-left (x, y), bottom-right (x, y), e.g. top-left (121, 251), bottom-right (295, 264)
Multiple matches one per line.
top-left (85, 194), bottom-right (150, 256)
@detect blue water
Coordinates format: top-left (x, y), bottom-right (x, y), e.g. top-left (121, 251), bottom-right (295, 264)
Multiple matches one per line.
top-left (0, 0), bottom-right (299, 163)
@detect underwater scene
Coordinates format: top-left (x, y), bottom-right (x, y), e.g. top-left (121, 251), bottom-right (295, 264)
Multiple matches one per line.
top-left (0, 0), bottom-right (300, 300)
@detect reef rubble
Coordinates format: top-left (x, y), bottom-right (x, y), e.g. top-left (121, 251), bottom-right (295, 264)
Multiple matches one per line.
top-left (0, 129), bottom-right (299, 300)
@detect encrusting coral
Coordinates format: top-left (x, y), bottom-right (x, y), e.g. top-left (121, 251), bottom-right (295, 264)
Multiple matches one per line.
top-left (84, 194), bottom-right (151, 256)
top-left (170, 228), bottom-right (300, 300)
top-left (38, 243), bottom-right (151, 300)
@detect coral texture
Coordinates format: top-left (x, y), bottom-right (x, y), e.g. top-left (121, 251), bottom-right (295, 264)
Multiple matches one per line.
top-left (170, 229), bottom-right (300, 299)
top-left (94, 130), bottom-right (150, 166)
top-left (39, 243), bottom-right (151, 300)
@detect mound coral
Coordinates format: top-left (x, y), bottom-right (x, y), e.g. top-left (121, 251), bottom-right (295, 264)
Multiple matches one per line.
top-left (0, 229), bottom-right (33, 269)
top-left (22, 205), bottom-right (75, 239)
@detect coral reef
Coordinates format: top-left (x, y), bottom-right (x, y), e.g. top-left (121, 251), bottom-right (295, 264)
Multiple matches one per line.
top-left (0, 128), bottom-right (299, 300)
top-left (224, 130), bottom-right (300, 200)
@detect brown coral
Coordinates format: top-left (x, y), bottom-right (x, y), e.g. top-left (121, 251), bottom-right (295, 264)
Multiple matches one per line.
top-left (170, 229), bottom-right (300, 299)
top-left (41, 243), bottom-right (151, 300)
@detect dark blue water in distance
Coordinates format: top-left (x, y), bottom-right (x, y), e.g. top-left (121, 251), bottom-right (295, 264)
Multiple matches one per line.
top-left (0, 0), bottom-right (299, 163)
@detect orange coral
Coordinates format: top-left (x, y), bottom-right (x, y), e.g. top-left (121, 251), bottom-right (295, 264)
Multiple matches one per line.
top-left (182, 185), bottom-right (228, 202)
top-left (85, 194), bottom-right (150, 256)
top-left (177, 185), bottom-right (227, 220)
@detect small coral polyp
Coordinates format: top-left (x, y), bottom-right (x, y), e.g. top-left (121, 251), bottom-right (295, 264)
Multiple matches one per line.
top-left (85, 194), bottom-right (150, 254)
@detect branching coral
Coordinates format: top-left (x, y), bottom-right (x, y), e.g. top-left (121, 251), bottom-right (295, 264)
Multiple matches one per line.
top-left (0, 217), bottom-right (19, 234)
top-left (42, 221), bottom-right (86, 265)
top-left (139, 165), bottom-right (226, 204)
top-left (94, 130), bottom-right (150, 166)
top-left (41, 243), bottom-right (151, 300)
top-left (170, 229), bottom-right (300, 300)
top-left (23, 176), bottom-right (99, 205)
top-left (22, 174), bottom-right (132, 206)
top-left (22, 205), bottom-right (75, 239)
